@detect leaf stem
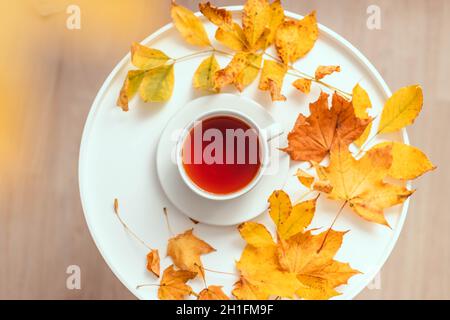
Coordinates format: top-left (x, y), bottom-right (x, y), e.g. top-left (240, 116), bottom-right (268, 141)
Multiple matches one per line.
top-left (163, 207), bottom-right (175, 236)
top-left (317, 201), bottom-right (348, 253)
top-left (203, 267), bottom-right (236, 276)
top-left (113, 198), bottom-right (153, 251)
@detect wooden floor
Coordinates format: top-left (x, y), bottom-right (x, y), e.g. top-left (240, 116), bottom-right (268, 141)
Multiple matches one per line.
top-left (0, 0), bottom-right (448, 299)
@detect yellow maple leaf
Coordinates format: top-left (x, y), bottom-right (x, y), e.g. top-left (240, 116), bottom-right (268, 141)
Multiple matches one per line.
top-left (167, 228), bottom-right (216, 276)
top-left (117, 70), bottom-right (146, 111)
top-left (315, 65), bottom-right (341, 80)
top-left (214, 52), bottom-right (262, 91)
top-left (378, 85), bottom-right (423, 134)
top-left (198, 285), bottom-right (230, 300)
top-left (352, 84), bottom-right (372, 147)
top-left (232, 277), bottom-right (270, 300)
top-left (193, 54), bottom-right (220, 92)
top-left (146, 249), bottom-right (160, 277)
top-left (171, 1), bottom-right (211, 47)
top-left (130, 42), bottom-right (171, 70)
top-left (314, 144), bottom-right (414, 226)
top-left (259, 59), bottom-right (287, 101)
top-left (158, 265), bottom-right (196, 300)
top-left (371, 142), bottom-right (435, 180)
top-left (292, 78), bottom-right (312, 94)
top-left (277, 229), bottom-right (359, 300)
top-left (275, 11), bottom-right (318, 64)
top-left (139, 64), bottom-right (175, 102)
top-left (268, 190), bottom-right (316, 240)
top-left (242, 0), bottom-right (272, 49)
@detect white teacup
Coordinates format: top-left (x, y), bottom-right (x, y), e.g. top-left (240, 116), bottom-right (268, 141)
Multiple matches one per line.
top-left (176, 109), bottom-right (283, 201)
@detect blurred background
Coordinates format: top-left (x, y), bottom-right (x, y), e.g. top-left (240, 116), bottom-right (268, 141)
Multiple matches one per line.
top-left (0, 0), bottom-right (448, 299)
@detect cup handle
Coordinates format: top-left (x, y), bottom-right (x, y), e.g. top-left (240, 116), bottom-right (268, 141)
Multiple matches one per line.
top-left (262, 123), bottom-right (284, 142)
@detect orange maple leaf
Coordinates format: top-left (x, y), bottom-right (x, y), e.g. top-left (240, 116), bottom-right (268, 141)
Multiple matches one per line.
top-left (282, 92), bottom-right (371, 162)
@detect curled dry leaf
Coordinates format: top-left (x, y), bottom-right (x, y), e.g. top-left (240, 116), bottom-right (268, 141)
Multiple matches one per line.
top-left (275, 11), bottom-right (318, 64)
top-left (193, 54), bottom-right (220, 92)
top-left (214, 52), bottom-right (262, 91)
top-left (352, 84), bottom-right (372, 147)
top-left (371, 142), bottom-right (436, 180)
top-left (199, 1), bottom-right (233, 27)
top-left (158, 265), bottom-right (197, 300)
top-left (139, 64), bottom-right (175, 102)
top-left (378, 85), bottom-right (423, 134)
top-left (315, 65), bottom-right (341, 80)
top-left (292, 78), bottom-right (312, 94)
top-left (282, 92), bottom-right (371, 162)
top-left (198, 285), bottom-right (230, 300)
top-left (296, 168), bottom-right (314, 189)
top-left (259, 59), bottom-right (287, 101)
top-left (171, 1), bottom-right (211, 47)
top-left (146, 249), bottom-right (161, 277)
top-left (314, 144), bottom-right (414, 226)
top-left (167, 228), bottom-right (216, 276)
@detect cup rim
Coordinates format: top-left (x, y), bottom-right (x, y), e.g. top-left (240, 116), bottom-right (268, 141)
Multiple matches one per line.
top-left (176, 109), bottom-right (270, 201)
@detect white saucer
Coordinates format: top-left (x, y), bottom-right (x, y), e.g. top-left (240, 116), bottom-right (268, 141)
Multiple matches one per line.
top-left (156, 94), bottom-right (290, 226)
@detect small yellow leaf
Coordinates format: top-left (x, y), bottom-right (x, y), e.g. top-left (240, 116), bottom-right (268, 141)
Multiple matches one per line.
top-left (352, 84), bottom-right (372, 147)
top-left (198, 285), bottom-right (230, 300)
top-left (131, 42), bottom-right (170, 70)
top-left (139, 64), bottom-right (174, 102)
top-left (146, 249), bottom-right (160, 277)
top-left (296, 168), bottom-right (314, 189)
top-left (158, 265), bottom-right (196, 300)
top-left (259, 59), bottom-right (287, 101)
top-left (242, 0), bottom-right (271, 49)
top-left (275, 11), bottom-right (319, 64)
top-left (117, 70), bottom-right (146, 111)
top-left (372, 142), bottom-right (435, 180)
top-left (292, 78), bottom-right (312, 94)
top-left (171, 1), bottom-right (211, 47)
top-left (378, 85), bottom-right (423, 134)
top-left (193, 54), bottom-right (220, 92)
top-left (268, 190), bottom-right (292, 229)
top-left (238, 222), bottom-right (275, 247)
top-left (315, 65), bottom-right (341, 80)
top-left (215, 23), bottom-right (249, 51)
top-left (266, 0), bottom-right (285, 46)
top-left (313, 180), bottom-right (333, 194)
top-left (278, 199), bottom-right (316, 240)
top-left (214, 52), bottom-right (262, 91)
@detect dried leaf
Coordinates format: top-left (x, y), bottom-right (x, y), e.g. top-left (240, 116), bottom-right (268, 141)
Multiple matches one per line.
top-left (352, 84), bottom-right (372, 147)
top-left (198, 285), bottom-right (230, 300)
top-left (215, 23), bottom-right (249, 51)
top-left (277, 230), bottom-right (359, 300)
top-left (314, 144), bottom-right (414, 226)
top-left (313, 180), bottom-right (333, 193)
top-left (139, 64), bottom-right (174, 102)
top-left (268, 190), bottom-right (292, 229)
top-left (171, 1), bottom-right (211, 47)
top-left (265, 0), bottom-right (285, 46)
top-left (199, 2), bottom-right (233, 28)
top-left (371, 142), bottom-right (435, 180)
top-left (378, 85), bottom-right (423, 134)
top-left (193, 54), bottom-right (220, 92)
top-left (238, 222), bottom-right (275, 247)
top-left (282, 92), bottom-right (371, 162)
top-left (131, 42), bottom-right (170, 70)
top-left (146, 249), bottom-right (160, 277)
top-left (259, 59), bottom-right (287, 101)
top-left (296, 168), bottom-right (314, 189)
top-left (117, 70), bottom-right (146, 111)
top-left (167, 229), bottom-right (216, 276)
top-left (232, 277), bottom-right (269, 300)
top-left (315, 65), bottom-right (341, 80)
top-left (292, 78), bottom-right (312, 94)
top-left (275, 11), bottom-right (318, 64)
top-left (214, 52), bottom-right (262, 91)
top-left (242, 0), bottom-right (271, 49)
top-left (158, 265), bottom-right (196, 300)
